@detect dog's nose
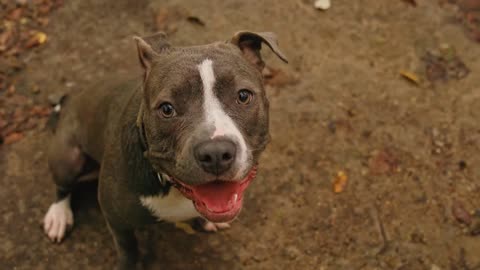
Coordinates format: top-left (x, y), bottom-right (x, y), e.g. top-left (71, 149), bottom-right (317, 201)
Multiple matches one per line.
top-left (194, 139), bottom-right (236, 175)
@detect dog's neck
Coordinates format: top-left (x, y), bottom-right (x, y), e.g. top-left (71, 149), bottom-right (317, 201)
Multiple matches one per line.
top-left (119, 90), bottom-right (171, 197)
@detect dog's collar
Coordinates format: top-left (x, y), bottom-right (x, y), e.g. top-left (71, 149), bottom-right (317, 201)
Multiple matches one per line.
top-left (136, 101), bottom-right (149, 153)
top-left (136, 101), bottom-right (172, 191)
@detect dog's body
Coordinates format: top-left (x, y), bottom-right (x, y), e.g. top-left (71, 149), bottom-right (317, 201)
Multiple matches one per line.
top-left (43, 32), bottom-right (287, 269)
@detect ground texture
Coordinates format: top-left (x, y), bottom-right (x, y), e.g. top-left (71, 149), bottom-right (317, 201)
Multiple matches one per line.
top-left (1, 0), bottom-right (480, 269)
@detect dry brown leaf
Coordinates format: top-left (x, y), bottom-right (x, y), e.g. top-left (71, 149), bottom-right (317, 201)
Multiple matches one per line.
top-left (399, 70), bottom-right (421, 85)
top-left (401, 0), bottom-right (417, 6)
top-left (0, 28), bottom-right (14, 52)
top-left (7, 85), bottom-right (16, 96)
top-left (4, 132), bottom-right (24, 145)
top-left (37, 17), bottom-right (50, 27)
top-left (24, 32), bottom-right (47, 49)
top-left (368, 149), bottom-right (399, 175)
top-left (186, 16), bottom-right (205, 26)
top-left (30, 105), bottom-right (51, 117)
top-left (7, 8), bottom-right (23, 21)
top-left (332, 171), bottom-right (348, 193)
top-left (263, 66), bottom-right (298, 88)
top-left (452, 200), bottom-right (472, 225)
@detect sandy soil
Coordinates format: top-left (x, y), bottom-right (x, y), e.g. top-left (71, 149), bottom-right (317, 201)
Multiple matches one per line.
top-left (1, 0), bottom-right (480, 269)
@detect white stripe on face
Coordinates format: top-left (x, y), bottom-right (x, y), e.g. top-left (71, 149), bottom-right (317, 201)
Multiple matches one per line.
top-left (197, 59), bottom-right (249, 179)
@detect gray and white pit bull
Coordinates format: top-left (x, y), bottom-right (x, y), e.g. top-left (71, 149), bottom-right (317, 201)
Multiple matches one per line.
top-left (42, 31), bottom-right (287, 269)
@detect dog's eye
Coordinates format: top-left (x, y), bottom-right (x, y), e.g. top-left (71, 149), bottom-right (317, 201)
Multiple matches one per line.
top-left (237, 89), bottom-right (253, 105)
top-left (158, 103), bottom-right (176, 118)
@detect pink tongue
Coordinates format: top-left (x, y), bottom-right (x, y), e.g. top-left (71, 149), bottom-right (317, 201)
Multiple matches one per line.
top-left (193, 181), bottom-right (242, 213)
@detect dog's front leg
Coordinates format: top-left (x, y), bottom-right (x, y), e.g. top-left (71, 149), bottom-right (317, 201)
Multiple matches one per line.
top-left (107, 221), bottom-right (140, 270)
top-left (99, 173), bottom-right (141, 270)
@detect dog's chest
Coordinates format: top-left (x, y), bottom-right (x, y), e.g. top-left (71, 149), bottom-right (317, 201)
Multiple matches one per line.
top-left (139, 188), bottom-right (199, 222)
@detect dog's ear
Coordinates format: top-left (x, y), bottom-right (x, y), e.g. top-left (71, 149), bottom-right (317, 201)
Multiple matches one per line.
top-left (230, 31), bottom-right (288, 71)
top-left (133, 32), bottom-right (170, 80)
top-left (141, 32), bottom-right (171, 53)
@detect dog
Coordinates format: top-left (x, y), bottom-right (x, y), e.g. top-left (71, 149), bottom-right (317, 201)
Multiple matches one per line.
top-left (42, 31), bottom-right (287, 269)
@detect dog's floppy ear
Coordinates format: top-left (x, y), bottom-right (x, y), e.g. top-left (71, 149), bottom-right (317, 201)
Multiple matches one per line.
top-left (230, 31), bottom-right (288, 71)
top-left (133, 32), bottom-right (170, 80)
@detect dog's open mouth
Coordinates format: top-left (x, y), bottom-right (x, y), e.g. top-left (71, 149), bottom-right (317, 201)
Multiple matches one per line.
top-left (168, 167), bottom-right (257, 223)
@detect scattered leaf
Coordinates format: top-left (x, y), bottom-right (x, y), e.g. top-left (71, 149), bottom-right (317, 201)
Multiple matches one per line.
top-left (263, 66), bottom-right (298, 87)
top-left (0, 28), bottom-right (14, 52)
top-left (401, 0), bottom-right (417, 6)
top-left (470, 219), bottom-right (480, 236)
top-left (155, 7), bottom-right (170, 31)
top-left (25, 32), bottom-right (47, 48)
top-left (458, 160), bottom-right (467, 170)
top-left (175, 222), bottom-right (196, 234)
top-left (31, 85), bottom-right (40, 94)
top-left (422, 47), bottom-right (469, 83)
top-left (3, 132), bottom-right (24, 145)
top-left (37, 17), bottom-right (49, 27)
top-left (399, 70), bottom-right (421, 85)
top-left (186, 16), bottom-right (206, 26)
top-left (153, 7), bottom-right (181, 34)
top-left (368, 149), bottom-right (399, 175)
top-left (7, 8), bottom-right (23, 21)
top-left (29, 105), bottom-right (51, 117)
top-left (452, 200), bottom-right (472, 225)
top-left (7, 84), bottom-right (16, 96)
top-left (332, 171), bottom-right (348, 193)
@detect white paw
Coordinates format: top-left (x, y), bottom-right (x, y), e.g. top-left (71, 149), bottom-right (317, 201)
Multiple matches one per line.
top-left (43, 196), bottom-right (73, 243)
top-left (202, 221), bottom-right (231, 232)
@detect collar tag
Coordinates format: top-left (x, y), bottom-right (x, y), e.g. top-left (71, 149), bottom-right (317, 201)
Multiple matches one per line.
top-left (157, 173), bottom-right (166, 186)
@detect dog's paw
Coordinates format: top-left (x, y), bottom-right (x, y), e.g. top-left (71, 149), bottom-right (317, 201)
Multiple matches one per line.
top-left (202, 221), bottom-right (231, 232)
top-left (43, 197), bottom-right (73, 243)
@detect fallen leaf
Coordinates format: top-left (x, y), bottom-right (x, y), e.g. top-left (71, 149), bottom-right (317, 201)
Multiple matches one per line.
top-left (368, 149), bottom-right (399, 175)
top-left (30, 105), bottom-right (51, 117)
top-left (7, 84), bottom-right (16, 96)
top-left (37, 17), bottom-right (49, 27)
top-left (422, 47), bottom-right (470, 83)
top-left (24, 32), bottom-right (47, 49)
top-left (31, 85), bottom-right (40, 94)
top-left (452, 200), bottom-right (472, 225)
top-left (186, 16), bottom-right (205, 26)
top-left (155, 7), bottom-right (170, 31)
top-left (399, 70), bottom-right (421, 85)
top-left (153, 7), bottom-right (180, 33)
top-left (38, 3), bottom-right (52, 15)
top-left (401, 0), bottom-right (417, 6)
top-left (332, 171), bottom-right (348, 193)
top-left (470, 219), bottom-right (480, 236)
top-left (3, 132), bottom-right (24, 145)
top-left (263, 66), bottom-right (298, 88)
top-left (458, 0), bottom-right (480, 11)
top-left (175, 222), bottom-right (196, 234)
top-left (0, 119), bottom-right (7, 129)
top-left (7, 8), bottom-right (23, 21)
top-left (0, 28), bottom-right (14, 52)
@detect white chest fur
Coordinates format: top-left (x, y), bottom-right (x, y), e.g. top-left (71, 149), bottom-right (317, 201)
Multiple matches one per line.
top-left (139, 188), bottom-right (199, 222)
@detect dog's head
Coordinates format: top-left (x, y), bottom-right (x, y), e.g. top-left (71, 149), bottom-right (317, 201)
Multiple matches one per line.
top-left (134, 31), bottom-right (287, 222)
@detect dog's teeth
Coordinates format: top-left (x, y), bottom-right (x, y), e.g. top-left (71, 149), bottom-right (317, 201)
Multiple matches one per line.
top-left (233, 194), bottom-right (238, 203)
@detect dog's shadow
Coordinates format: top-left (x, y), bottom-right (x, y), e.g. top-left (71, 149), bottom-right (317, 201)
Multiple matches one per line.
top-left (71, 181), bottom-right (240, 270)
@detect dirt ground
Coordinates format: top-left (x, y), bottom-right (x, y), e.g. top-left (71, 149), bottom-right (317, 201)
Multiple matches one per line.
top-left (1, 0), bottom-right (480, 269)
